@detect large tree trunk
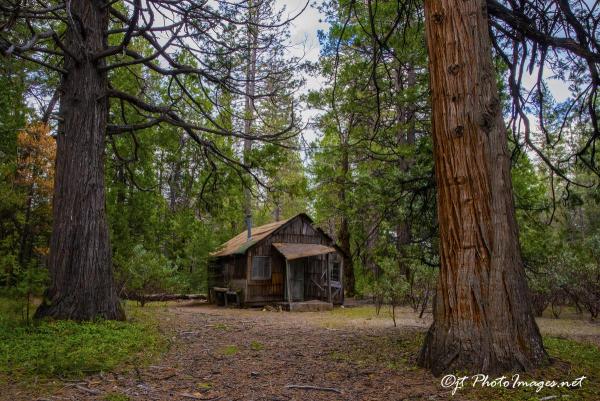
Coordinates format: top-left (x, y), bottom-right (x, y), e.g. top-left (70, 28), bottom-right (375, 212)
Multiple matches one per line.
top-left (35, 1), bottom-right (124, 321)
top-left (395, 65), bottom-right (417, 282)
top-left (338, 143), bottom-right (355, 297)
top-left (417, 0), bottom-right (547, 374)
top-left (243, 0), bottom-right (258, 239)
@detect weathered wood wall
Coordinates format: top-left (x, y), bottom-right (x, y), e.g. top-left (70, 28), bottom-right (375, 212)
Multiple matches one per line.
top-left (245, 215), bottom-right (323, 303)
top-left (208, 255), bottom-right (245, 287)
top-left (213, 215), bottom-right (344, 305)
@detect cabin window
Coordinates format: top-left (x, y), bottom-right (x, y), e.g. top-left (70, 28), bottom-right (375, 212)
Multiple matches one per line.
top-left (331, 261), bottom-right (341, 283)
top-left (251, 256), bottom-right (271, 280)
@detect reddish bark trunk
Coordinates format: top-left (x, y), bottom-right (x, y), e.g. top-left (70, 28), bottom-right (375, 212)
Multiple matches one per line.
top-left (418, 0), bottom-right (547, 374)
top-left (35, 0), bottom-right (124, 321)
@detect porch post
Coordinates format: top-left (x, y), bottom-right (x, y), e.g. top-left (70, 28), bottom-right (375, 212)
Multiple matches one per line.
top-left (340, 256), bottom-right (344, 305)
top-left (286, 259), bottom-right (292, 306)
top-left (326, 253), bottom-right (332, 303)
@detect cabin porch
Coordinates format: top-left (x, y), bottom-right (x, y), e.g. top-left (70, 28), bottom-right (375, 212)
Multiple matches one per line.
top-left (274, 243), bottom-right (343, 307)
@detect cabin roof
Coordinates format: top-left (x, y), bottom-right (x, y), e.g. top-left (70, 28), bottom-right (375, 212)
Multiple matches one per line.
top-left (272, 243), bottom-right (337, 260)
top-left (211, 213), bottom-right (308, 258)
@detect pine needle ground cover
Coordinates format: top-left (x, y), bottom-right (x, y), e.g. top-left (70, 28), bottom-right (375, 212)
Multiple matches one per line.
top-left (325, 314), bottom-right (600, 400)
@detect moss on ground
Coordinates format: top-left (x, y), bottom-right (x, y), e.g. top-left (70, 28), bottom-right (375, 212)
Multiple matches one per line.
top-left (0, 298), bottom-right (166, 383)
top-left (219, 344), bottom-right (239, 356)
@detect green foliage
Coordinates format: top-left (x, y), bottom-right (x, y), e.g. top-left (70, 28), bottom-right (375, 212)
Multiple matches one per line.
top-left (0, 299), bottom-right (164, 380)
top-left (0, 51), bottom-right (55, 328)
top-left (4, 263), bottom-right (48, 323)
top-left (0, 57), bottom-right (27, 159)
top-left (370, 258), bottom-right (410, 305)
top-left (512, 152), bottom-right (600, 319)
top-left (0, 59), bottom-right (51, 300)
top-left (101, 32), bottom-right (307, 296)
top-left (117, 245), bottom-right (182, 299)
top-left (309, 0), bottom-right (436, 304)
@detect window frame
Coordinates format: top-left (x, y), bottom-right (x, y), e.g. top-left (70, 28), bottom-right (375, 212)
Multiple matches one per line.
top-left (251, 256), bottom-right (272, 280)
top-left (331, 261), bottom-right (341, 283)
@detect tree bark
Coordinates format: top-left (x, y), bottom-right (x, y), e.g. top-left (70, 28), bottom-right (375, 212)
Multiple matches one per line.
top-left (243, 0), bottom-right (258, 240)
top-left (417, 0), bottom-right (547, 374)
top-left (35, 0), bottom-right (124, 321)
top-left (121, 292), bottom-right (207, 304)
top-left (338, 143), bottom-right (355, 297)
top-left (394, 64), bottom-right (416, 282)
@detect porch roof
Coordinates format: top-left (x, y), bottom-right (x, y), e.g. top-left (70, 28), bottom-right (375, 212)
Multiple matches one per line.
top-left (272, 242), bottom-right (337, 261)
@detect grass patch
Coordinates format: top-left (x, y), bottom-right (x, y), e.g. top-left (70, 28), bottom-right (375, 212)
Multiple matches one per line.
top-left (220, 345), bottom-right (239, 356)
top-left (103, 393), bottom-right (131, 401)
top-left (212, 323), bottom-right (229, 331)
top-left (330, 305), bottom-right (392, 320)
top-left (318, 305), bottom-right (401, 328)
top-left (250, 340), bottom-right (264, 351)
top-left (0, 297), bottom-right (166, 382)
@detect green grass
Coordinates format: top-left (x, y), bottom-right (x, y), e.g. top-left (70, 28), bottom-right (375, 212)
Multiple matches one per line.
top-left (0, 298), bottom-right (166, 382)
top-left (103, 393), bottom-right (131, 401)
top-left (219, 345), bottom-right (239, 356)
top-left (213, 323), bottom-right (230, 331)
top-left (329, 305), bottom-right (392, 319)
top-left (317, 305), bottom-right (396, 329)
top-left (250, 340), bottom-right (264, 351)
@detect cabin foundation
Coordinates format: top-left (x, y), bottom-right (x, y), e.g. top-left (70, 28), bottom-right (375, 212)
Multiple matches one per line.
top-left (286, 300), bottom-right (333, 312)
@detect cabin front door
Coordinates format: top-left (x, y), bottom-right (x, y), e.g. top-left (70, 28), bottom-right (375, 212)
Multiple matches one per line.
top-left (289, 260), bottom-right (305, 301)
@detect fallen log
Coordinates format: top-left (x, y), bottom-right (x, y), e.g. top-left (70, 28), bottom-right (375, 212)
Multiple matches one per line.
top-left (75, 385), bottom-right (101, 395)
top-left (285, 384), bottom-right (342, 394)
top-left (121, 292), bottom-right (207, 305)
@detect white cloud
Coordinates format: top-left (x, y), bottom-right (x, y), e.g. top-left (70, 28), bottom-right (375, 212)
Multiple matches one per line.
top-left (275, 0), bottom-right (330, 146)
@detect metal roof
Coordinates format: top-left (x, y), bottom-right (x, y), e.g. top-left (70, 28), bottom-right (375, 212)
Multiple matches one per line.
top-left (210, 216), bottom-right (297, 257)
top-left (272, 243), bottom-right (337, 260)
top-left (210, 213), bottom-right (345, 259)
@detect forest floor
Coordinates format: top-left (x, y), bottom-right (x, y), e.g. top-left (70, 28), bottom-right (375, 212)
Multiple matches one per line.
top-left (3, 302), bottom-right (600, 401)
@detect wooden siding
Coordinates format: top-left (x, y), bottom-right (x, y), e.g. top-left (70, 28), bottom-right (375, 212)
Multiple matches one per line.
top-left (245, 215), bottom-right (343, 304)
top-left (213, 214), bottom-right (344, 305)
top-left (209, 255), bottom-right (246, 287)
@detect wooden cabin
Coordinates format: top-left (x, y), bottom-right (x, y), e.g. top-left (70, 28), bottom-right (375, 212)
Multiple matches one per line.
top-left (208, 213), bottom-right (344, 308)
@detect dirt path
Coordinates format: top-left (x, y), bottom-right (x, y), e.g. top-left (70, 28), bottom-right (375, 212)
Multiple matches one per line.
top-left (7, 304), bottom-right (600, 401)
top-left (9, 305), bottom-right (446, 401)
top-left (151, 305), bottom-right (442, 401)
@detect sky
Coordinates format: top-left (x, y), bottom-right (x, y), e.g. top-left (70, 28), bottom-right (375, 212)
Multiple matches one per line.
top-left (276, 0), bottom-right (330, 146)
top-left (278, 0), bottom-right (328, 80)
top-left (274, 0), bottom-right (574, 149)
